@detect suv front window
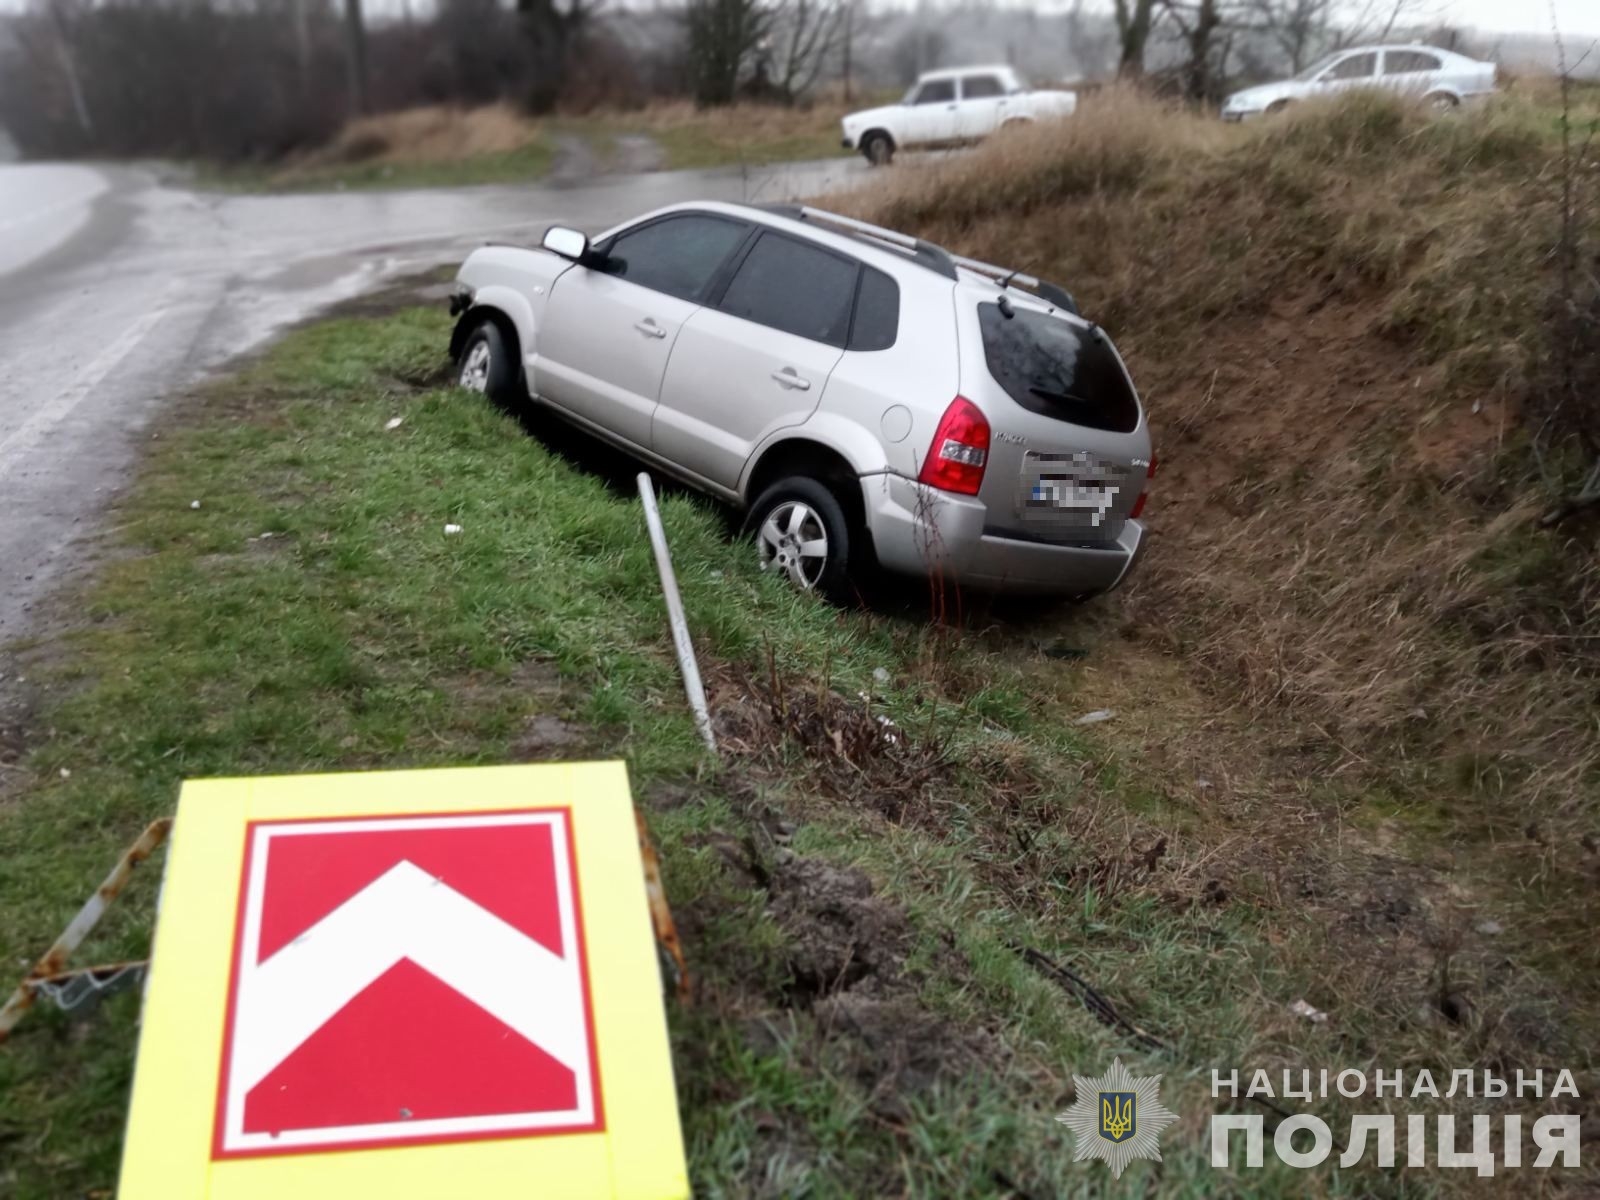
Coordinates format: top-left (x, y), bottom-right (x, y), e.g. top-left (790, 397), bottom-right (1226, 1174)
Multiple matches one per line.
top-left (601, 214), bottom-right (749, 303)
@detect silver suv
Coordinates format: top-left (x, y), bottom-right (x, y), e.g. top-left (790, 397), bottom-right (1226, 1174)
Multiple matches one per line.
top-left (449, 202), bottom-right (1153, 599)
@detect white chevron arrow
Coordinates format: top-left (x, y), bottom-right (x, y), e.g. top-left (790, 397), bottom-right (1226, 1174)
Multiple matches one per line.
top-left (232, 860), bottom-right (586, 1095)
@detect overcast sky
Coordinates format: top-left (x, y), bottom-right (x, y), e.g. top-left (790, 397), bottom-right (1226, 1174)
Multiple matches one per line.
top-left (0, 0), bottom-right (1596, 39)
top-left (1424, 0), bottom-right (1597, 36)
top-left (1050, 0), bottom-right (1600, 37)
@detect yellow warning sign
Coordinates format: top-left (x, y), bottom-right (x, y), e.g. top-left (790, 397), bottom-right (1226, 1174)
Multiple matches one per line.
top-left (119, 762), bottom-right (688, 1199)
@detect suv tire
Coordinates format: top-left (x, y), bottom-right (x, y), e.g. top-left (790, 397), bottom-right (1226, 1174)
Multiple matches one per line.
top-left (748, 476), bottom-right (855, 602)
top-left (456, 320), bottom-right (520, 408)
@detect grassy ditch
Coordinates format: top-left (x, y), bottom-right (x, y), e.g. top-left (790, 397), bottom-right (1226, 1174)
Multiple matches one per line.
top-left (840, 84), bottom-right (1600, 1047)
top-left (3, 295), bottom-right (1545, 1198)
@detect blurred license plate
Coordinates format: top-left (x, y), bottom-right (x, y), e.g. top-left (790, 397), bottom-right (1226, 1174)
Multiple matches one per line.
top-left (1017, 451), bottom-right (1121, 528)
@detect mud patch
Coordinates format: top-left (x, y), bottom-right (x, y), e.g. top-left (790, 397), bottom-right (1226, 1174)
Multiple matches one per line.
top-left (711, 669), bottom-right (947, 821)
top-left (322, 269), bottom-right (456, 322)
top-left (611, 134), bottom-right (665, 174)
top-left (811, 992), bottom-right (994, 1109)
top-left (511, 713), bottom-right (586, 758)
top-left (642, 778), bottom-right (696, 812)
top-left (735, 852), bottom-right (993, 1122)
top-left (768, 856), bottom-right (911, 1002)
top-left (546, 133), bottom-right (601, 185)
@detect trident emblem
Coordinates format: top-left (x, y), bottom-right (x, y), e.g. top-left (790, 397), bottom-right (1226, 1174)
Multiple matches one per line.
top-left (1099, 1092), bottom-right (1136, 1143)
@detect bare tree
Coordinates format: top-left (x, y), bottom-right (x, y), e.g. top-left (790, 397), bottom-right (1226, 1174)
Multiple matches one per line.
top-left (1331, 0), bottom-right (1430, 49)
top-left (342, 0), bottom-right (369, 116)
top-left (838, 0), bottom-right (860, 101)
top-left (39, 0), bottom-right (93, 137)
top-left (1165, 0), bottom-right (1271, 99)
top-left (888, 25), bottom-right (947, 85)
top-left (517, 0), bottom-right (598, 111)
top-left (684, 0), bottom-right (769, 105)
top-left (1063, 0), bottom-right (1119, 80)
top-left (1114, 0), bottom-right (1159, 76)
top-left (292, 0), bottom-right (313, 88)
top-left (1245, 0), bottom-right (1333, 73)
top-left (770, 0), bottom-right (848, 103)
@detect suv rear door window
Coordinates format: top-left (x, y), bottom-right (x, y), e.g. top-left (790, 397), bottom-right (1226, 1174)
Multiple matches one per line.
top-left (601, 214), bottom-right (750, 303)
top-left (716, 233), bottom-right (859, 347)
top-left (978, 303), bottom-right (1140, 433)
top-left (849, 267), bottom-right (899, 351)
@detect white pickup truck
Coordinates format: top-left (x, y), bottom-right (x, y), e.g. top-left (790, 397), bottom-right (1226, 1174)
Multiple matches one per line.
top-left (840, 65), bottom-right (1076, 165)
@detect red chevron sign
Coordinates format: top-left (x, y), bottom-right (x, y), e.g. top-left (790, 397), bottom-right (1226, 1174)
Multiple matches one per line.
top-left (211, 809), bottom-right (602, 1158)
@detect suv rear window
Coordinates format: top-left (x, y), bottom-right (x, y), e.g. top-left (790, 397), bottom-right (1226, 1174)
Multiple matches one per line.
top-left (977, 303), bottom-right (1140, 433)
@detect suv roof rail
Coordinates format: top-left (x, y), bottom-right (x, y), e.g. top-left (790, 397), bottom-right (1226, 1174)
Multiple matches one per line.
top-left (947, 253), bottom-right (1080, 314)
top-left (792, 206), bottom-right (958, 280)
top-left (763, 204), bottom-right (1080, 311)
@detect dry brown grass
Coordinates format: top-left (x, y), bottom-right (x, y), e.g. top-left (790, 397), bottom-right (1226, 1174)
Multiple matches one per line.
top-left (306, 96), bottom-right (849, 165)
top-left (299, 103), bottom-right (544, 167)
top-left (585, 99), bottom-right (852, 170)
top-left (588, 97), bottom-right (848, 137)
top-left (840, 87), bottom-right (1600, 1018)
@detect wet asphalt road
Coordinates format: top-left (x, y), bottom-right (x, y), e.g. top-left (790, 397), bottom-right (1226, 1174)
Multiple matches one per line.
top-left (0, 154), bottom-right (867, 641)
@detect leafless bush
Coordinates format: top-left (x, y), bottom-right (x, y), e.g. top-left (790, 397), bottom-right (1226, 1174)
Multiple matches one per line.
top-left (0, 0), bottom-right (667, 160)
top-left (1, 2), bottom-right (349, 158)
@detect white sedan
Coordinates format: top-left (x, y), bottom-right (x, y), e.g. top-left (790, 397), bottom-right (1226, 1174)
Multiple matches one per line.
top-left (841, 66), bottom-right (1076, 165)
top-left (1221, 44), bottom-right (1496, 119)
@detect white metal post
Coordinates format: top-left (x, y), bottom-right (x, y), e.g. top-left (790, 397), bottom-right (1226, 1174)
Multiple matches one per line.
top-left (636, 473), bottom-right (717, 755)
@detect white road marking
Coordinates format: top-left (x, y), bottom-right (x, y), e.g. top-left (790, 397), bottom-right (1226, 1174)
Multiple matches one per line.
top-left (0, 290), bottom-right (178, 475)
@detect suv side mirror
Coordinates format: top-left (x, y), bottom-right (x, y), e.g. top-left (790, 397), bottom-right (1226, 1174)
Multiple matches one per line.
top-left (542, 225), bottom-right (590, 262)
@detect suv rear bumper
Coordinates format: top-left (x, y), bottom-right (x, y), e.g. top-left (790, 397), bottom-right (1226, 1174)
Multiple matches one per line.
top-left (862, 474), bottom-right (1143, 596)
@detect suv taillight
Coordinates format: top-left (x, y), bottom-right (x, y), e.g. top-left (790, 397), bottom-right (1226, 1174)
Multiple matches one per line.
top-left (919, 397), bottom-right (990, 496)
top-left (1128, 452), bottom-right (1157, 519)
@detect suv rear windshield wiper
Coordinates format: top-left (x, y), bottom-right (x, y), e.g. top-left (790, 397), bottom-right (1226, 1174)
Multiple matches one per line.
top-left (1028, 383), bottom-right (1089, 406)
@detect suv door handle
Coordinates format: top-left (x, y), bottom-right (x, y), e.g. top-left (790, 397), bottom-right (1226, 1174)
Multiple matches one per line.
top-left (633, 319), bottom-right (667, 339)
top-left (771, 368), bottom-right (811, 391)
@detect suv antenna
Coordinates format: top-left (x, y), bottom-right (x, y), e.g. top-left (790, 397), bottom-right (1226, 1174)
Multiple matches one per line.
top-left (998, 260), bottom-right (1037, 290)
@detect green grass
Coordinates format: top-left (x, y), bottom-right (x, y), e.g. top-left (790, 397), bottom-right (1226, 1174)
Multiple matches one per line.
top-left (0, 304), bottom-right (1577, 1197)
top-left (646, 123), bottom-right (849, 172)
top-left (196, 137), bottom-right (559, 193)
